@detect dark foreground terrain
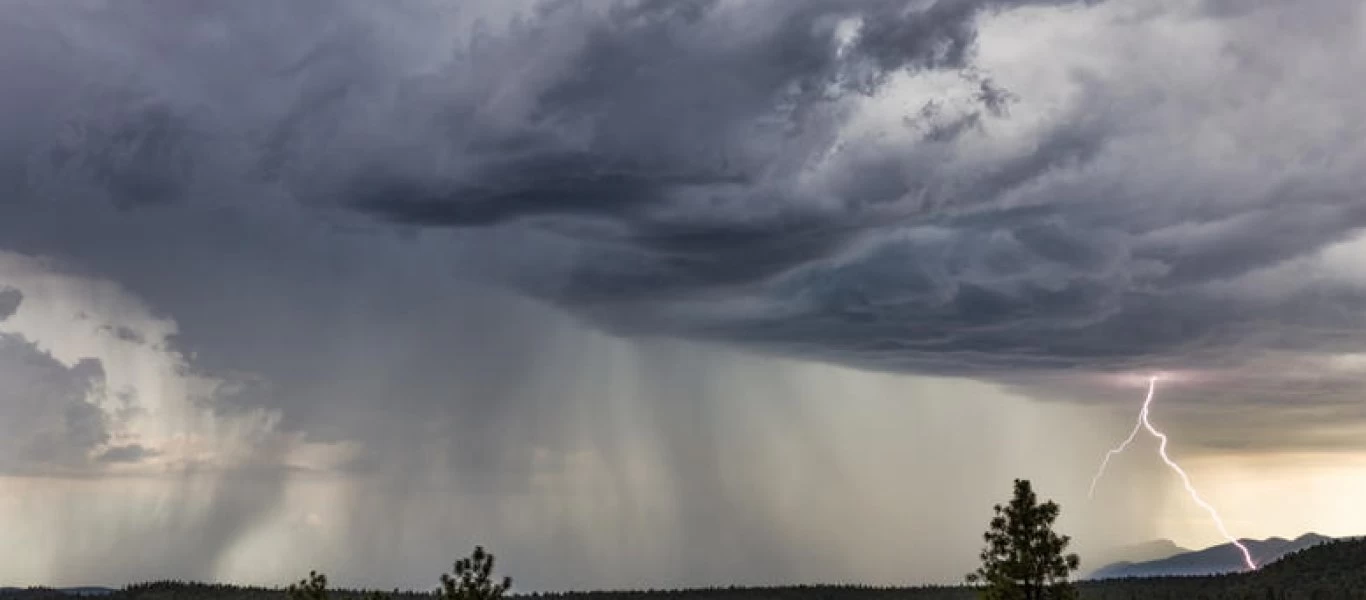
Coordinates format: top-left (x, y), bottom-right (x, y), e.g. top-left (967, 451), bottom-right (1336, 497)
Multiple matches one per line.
top-left (5, 538), bottom-right (1364, 600)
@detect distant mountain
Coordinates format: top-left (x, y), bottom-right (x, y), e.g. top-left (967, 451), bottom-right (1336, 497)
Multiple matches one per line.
top-left (1085, 538), bottom-right (1189, 573)
top-left (1089, 533), bottom-right (1334, 579)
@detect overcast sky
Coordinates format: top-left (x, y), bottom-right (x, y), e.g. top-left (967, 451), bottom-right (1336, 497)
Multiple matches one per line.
top-left (3, 0), bottom-right (1366, 591)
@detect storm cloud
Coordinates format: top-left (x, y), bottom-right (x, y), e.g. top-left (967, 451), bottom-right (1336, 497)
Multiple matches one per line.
top-left (5, 0), bottom-right (1364, 378)
top-left (2, 0), bottom-right (1366, 591)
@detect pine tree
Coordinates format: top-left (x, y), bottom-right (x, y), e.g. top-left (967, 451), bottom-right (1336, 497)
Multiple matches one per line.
top-left (287, 571), bottom-right (329, 600)
top-left (439, 546), bottom-right (513, 600)
top-left (966, 479), bottom-right (1081, 600)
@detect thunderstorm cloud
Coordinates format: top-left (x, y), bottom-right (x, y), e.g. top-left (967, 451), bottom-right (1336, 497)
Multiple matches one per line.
top-left (1, 0), bottom-right (1365, 591)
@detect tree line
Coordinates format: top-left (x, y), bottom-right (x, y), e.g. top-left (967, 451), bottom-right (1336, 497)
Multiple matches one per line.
top-left (4, 479), bottom-right (1363, 600)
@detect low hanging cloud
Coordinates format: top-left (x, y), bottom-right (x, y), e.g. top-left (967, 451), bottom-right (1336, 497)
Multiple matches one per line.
top-left (0, 251), bottom-right (362, 581)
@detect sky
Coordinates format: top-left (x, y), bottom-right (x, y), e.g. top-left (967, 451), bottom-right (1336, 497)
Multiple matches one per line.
top-left (2, 0), bottom-right (1366, 591)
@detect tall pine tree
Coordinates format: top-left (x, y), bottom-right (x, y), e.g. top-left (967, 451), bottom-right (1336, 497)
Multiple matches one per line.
top-left (966, 479), bottom-right (1081, 600)
top-left (439, 546), bottom-right (512, 600)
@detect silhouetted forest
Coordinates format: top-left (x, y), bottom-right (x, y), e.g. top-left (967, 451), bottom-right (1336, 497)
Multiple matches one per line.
top-left (4, 537), bottom-right (1364, 600)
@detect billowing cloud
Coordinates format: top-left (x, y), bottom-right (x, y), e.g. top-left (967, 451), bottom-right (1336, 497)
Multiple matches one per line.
top-left (0, 344), bottom-right (108, 474)
top-left (5, 0), bottom-right (1365, 381)
top-left (0, 251), bottom-right (357, 581)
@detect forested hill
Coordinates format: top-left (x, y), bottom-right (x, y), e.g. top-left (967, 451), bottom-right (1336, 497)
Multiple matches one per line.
top-left (3, 538), bottom-right (1364, 600)
top-left (1077, 537), bottom-right (1366, 599)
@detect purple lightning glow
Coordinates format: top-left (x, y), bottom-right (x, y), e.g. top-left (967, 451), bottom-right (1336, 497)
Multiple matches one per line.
top-left (1089, 376), bottom-right (1258, 571)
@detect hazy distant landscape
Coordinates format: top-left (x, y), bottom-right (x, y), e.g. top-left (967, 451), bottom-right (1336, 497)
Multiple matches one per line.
top-left (5, 536), bottom-right (1365, 600)
top-left (1088, 533), bottom-right (1337, 580)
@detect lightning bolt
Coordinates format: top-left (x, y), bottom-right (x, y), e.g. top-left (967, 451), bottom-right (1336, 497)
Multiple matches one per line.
top-left (1089, 376), bottom-right (1257, 571)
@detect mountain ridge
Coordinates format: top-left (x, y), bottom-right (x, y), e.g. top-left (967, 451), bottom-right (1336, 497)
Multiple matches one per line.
top-left (1085, 538), bottom-right (1189, 571)
top-left (1088, 532), bottom-right (1334, 579)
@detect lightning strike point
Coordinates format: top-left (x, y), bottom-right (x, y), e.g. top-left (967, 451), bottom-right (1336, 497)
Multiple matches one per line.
top-left (1089, 376), bottom-right (1257, 571)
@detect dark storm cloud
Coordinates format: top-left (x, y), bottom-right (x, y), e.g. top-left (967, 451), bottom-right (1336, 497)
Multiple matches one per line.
top-left (2, 0), bottom-right (1108, 360)
top-left (0, 288), bottom-right (19, 320)
top-left (3, 0), bottom-right (1366, 440)
top-left (253, 0), bottom-right (1364, 380)
top-left (331, 0), bottom-right (1062, 237)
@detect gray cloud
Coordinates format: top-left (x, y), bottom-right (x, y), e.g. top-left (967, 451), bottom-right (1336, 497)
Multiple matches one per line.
top-left (96, 443), bottom-right (158, 464)
top-left (37, 0), bottom-right (1346, 382)
top-left (0, 288), bottom-right (19, 320)
top-left (0, 338), bottom-right (108, 474)
top-left (98, 324), bottom-right (147, 345)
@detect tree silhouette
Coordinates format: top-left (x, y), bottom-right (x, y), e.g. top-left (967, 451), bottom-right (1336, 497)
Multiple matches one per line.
top-left (966, 479), bottom-right (1080, 600)
top-left (439, 546), bottom-right (513, 600)
top-left (287, 571), bottom-right (329, 600)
